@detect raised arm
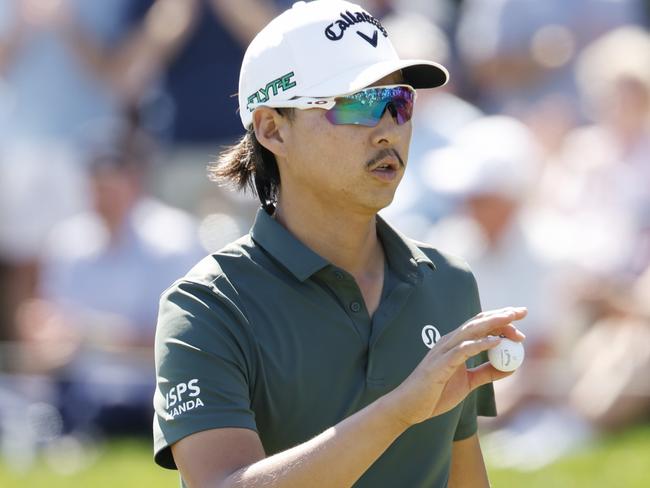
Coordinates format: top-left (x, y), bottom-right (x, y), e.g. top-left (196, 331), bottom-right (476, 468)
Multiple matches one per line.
top-left (0, 5), bottom-right (27, 74)
top-left (207, 0), bottom-right (279, 46)
top-left (171, 307), bottom-right (526, 488)
top-left (62, 0), bottom-right (200, 103)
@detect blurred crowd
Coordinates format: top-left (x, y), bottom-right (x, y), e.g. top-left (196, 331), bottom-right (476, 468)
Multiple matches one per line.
top-left (0, 0), bottom-right (648, 474)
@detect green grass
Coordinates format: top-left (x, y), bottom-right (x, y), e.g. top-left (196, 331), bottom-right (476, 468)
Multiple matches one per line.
top-left (0, 438), bottom-right (178, 488)
top-left (488, 425), bottom-right (650, 487)
top-left (0, 425), bottom-right (648, 487)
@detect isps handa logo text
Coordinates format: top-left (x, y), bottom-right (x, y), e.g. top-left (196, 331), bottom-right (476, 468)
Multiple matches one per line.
top-left (166, 378), bottom-right (204, 419)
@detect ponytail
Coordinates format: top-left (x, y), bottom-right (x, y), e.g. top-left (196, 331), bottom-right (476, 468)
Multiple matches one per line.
top-left (208, 129), bottom-right (280, 214)
top-left (208, 109), bottom-right (294, 214)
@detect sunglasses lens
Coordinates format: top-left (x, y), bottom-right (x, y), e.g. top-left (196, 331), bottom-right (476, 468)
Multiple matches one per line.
top-left (325, 86), bottom-right (414, 127)
top-left (392, 96), bottom-right (413, 125)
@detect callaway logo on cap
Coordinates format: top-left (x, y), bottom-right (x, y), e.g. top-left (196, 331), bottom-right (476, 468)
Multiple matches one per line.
top-left (238, 0), bottom-right (449, 129)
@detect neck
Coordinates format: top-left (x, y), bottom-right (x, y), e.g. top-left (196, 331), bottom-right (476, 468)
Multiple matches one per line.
top-left (273, 197), bottom-right (384, 278)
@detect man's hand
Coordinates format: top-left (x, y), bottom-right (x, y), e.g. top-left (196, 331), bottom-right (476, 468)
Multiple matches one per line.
top-left (384, 307), bottom-right (527, 428)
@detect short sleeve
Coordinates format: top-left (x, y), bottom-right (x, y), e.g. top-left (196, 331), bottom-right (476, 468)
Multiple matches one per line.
top-left (453, 351), bottom-right (497, 441)
top-left (153, 280), bottom-right (258, 469)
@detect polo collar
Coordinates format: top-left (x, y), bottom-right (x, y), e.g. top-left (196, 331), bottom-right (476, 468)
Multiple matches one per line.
top-left (250, 208), bottom-right (435, 283)
top-left (376, 215), bottom-right (436, 281)
top-left (250, 209), bottom-right (329, 282)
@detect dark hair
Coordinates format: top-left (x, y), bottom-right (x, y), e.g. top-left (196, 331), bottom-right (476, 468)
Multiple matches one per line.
top-left (207, 109), bottom-right (293, 214)
top-left (87, 122), bottom-right (155, 177)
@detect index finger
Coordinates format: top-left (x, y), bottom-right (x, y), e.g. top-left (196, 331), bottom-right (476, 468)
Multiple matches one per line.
top-left (441, 307), bottom-right (527, 353)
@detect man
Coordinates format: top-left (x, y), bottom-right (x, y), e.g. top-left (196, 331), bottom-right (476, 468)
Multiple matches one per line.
top-left (153, 1), bottom-right (526, 486)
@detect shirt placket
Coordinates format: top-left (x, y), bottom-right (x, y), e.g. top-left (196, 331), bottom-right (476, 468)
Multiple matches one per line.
top-left (315, 266), bottom-right (372, 345)
top-left (365, 262), bottom-right (420, 392)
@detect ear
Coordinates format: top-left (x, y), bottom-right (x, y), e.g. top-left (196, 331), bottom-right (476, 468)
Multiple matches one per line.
top-left (253, 108), bottom-right (291, 159)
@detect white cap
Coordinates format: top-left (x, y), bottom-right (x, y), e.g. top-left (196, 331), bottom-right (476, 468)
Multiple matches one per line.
top-left (423, 116), bottom-right (540, 201)
top-left (238, 0), bottom-right (448, 129)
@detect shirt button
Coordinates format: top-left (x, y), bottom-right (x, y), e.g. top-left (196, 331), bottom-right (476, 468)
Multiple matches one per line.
top-left (334, 271), bottom-right (345, 280)
top-left (350, 301), bottom-right (362, 313)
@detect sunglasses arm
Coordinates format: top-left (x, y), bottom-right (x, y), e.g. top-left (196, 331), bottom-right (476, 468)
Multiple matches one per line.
top-left (249, 97), bottom-right (337, 112)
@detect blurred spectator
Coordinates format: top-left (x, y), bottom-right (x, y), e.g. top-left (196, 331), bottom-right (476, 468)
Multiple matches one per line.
top-left (0, 142), bottom-right (88, 265)
top-left (0, 261), bottom-right (17, 345)
top-left (456, 0), bottom-right (644, 116)
top-left (359, 0), bottom-right (457, 29)
top-left (0, 3), bottom-right (22, 75)
top-left (114, 0), bottom-right (278, 144)
top-left (455, 0), bottom-right (645, 162)
top-left (530, 26), bottom-right (650, 278)
top-left (550, 26), bottom-right (650, 434)
top-left (0, 0), bottom-right (160, 344)
top-left (0, 0), bottom-right (273, 343)
top-left (380, 0), bottom-right (455, 29)
top-left (0, 0), bottom-right (139, 145)
top-left (569, 266), bottom-right (650, 430)
top-left (14, 126), bottom-right (204, 436)
top-left (573, 26), bottom-right (650, 275)
top-left (63, 0), bottom-right (286, 221)
top-left (0, 142), bottom-right (88, 355)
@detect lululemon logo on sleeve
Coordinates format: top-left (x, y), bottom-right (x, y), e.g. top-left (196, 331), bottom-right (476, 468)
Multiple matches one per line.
top-left (421, 325), bottom-right (441, 349)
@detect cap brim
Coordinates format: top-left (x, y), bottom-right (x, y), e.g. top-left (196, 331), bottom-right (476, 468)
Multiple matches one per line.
top-left (295, 59), bottom-right (449, 97)
top-left (401, 61), bottom-right (449, 89)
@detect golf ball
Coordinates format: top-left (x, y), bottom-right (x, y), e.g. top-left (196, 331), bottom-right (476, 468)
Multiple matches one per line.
top-left (488, 338), bottom-right (525, 372)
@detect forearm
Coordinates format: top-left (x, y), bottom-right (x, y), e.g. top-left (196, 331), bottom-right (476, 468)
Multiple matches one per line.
top-left (448, 434), bottom-right (490, 488)
top-left (208, 0), bottom-right (278, 45)
top-left (222, 395), bottom-right (407, 488)
top-left (63, 0), bottom-right (199, 102)
top-left (0, 23), bottom-right (25, 74)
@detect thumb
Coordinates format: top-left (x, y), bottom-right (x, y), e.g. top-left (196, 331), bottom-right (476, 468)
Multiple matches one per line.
top-left (466, 362), bottom-right (514, 391)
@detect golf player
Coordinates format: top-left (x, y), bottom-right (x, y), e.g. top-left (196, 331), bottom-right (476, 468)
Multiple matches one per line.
top-left (152, 1), bottom-right (526, 486)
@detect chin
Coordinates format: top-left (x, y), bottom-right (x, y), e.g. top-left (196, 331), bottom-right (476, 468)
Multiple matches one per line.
top-left (363, 193), bottom-right (397, 214)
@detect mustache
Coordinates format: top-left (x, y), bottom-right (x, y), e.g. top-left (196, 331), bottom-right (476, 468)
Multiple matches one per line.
top-left (366, 148), bottom-right (405, 169)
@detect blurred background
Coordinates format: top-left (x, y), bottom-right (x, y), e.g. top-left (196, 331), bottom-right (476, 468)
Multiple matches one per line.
top-left (0, 0), bottom-right (648, 486)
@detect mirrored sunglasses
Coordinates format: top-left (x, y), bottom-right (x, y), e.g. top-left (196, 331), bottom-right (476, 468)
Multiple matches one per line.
top-left (248, 84), bottom-right (416, 127)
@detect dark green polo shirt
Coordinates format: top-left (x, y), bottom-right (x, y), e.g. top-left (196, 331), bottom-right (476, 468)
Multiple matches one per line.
top-left (153, 209), bottom-right (496, 487)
